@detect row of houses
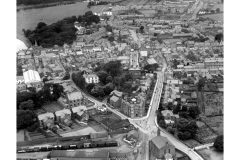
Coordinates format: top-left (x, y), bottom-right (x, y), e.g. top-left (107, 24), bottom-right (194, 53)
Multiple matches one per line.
top-left (38, 106), bottom-right (88, 132)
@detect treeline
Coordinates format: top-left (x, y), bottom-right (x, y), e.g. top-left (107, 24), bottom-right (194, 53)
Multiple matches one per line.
top-left (17, 83), bottom-right (64, 131)
top-left (17, 0), bottom-right (74, 6)
top-left (87, 1), bottom-right (109, 8)
top-left (23, 11), bottom-right (100, 48)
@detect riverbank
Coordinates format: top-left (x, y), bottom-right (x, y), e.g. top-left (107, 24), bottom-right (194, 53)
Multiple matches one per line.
top-left (17, 0), bottom-right (84, 11)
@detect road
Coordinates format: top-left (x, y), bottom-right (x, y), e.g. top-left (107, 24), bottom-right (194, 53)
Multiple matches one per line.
top-left (70, 51), bottom-right (204, 160)
top-left (157, 121), bottom-right (204, 160)
top-left (189, 0), bottom-right (204, 21)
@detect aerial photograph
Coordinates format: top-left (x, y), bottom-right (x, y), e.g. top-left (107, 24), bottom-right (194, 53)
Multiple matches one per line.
top-left (16, 0), bottom-right (223, 160)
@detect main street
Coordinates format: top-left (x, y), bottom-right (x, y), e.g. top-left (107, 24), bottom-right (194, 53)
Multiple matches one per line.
top-left (70, 54), bottom-right (203, 160)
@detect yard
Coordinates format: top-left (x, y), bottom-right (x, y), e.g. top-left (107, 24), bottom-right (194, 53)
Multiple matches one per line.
top-left (42, 101), bottom-right (65, 113)
top-left (17, 130), bottom-right (25, 142)
top-left (61, 126), bottom-right (98, 137)
top-left (60, 120), bottom-right (107, 137)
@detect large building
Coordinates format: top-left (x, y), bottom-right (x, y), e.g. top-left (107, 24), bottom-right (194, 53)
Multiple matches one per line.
top-left (204, 58), bottom-right (223, 70)
top-left (129, 50), bottom-right (141, 78)
top-left (66, 91), bottom-right (83, 108)
top-left (121, 93), bottom-right (146, 118)
top-left (23, 70), bottom-right (43, 91)
top-left (16, 39), bottom-right (28, 53)
top-left (83, 73), bottom-right (99, 84)
top-left (149, 136), bottom-right (176, 160)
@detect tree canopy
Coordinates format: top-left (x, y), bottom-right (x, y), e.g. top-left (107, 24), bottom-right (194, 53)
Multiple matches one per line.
top-left (17, 83), bottom-right (64, 109)
top-left (17, 0), bottom-right (74, 5)
top-left (215, 33), bottom-right (223, 43)
top-left (72, 72), bottom-right (86, 90)
top-left (177, 118), bottom-right (198, 140)
top-left (214, 135), bottom-right (224, 152)
top-left (23, 11), bottom-right (100, 48)
top-left (19, 100), bottom-right (35, 110)
top-left (17, 110), bottom-right (39, 131)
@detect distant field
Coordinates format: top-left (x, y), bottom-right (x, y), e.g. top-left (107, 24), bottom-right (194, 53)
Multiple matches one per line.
top-left (201, 13), bottom-right (223, 22)
top-left (203, 92), bottom-right (223, 116)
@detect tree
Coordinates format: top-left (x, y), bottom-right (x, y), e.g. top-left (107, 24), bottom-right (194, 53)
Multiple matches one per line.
top-left (188, 106), bottom-right (200, 119)
top-left (62, 72), bottom-right (70, 80)
top-left (159, 120), bottom-right (167, 128)
top-left (214, 135), bottom-right (223, 152)
top-left (178, 131), bottom-right (192, 140)
top-left (97, 71), bottom-right (109, 85)
top-left (108, 36), bottom-right (114, 42)
top-left (17, 110), bottom-right (39, 131)
top-left (144, 64), bottom-right (159, 72)
top-left (140, 26), bottom-right (144, 33)
top-left (124, 73), bottom-right (132, 81)
top-left (19, 100), bottom-right (35, 110)
top-left (215, 33), bottom-right (223, 43)
top-left (103, 83), bottom-right (114, 95)
top-left (106, 76), bottom-right (113, 83)
top-left (91, 86), bottom-right (105, 98)
top-left (17, 64), bottom-right (23, 76)
top-left (197, 77), bottom-right (206, 91)
top-left (41, 83), bottom-right (64, 102)
top-left (36, 22), bottom-right (47, 30)
top-left (103, 61), bottom-right (122, 77)
top-left (85, 11), bottom-right (94, 17)
top-left (24, 11), bottom-right (100, 48)
top-left (172, 59), bottom-right (180, 69)
top-left (166, 126), bottom-right (176, 135)
top-left (86, 83), bottom-right (95, 93)
top-left (173, 105), bottom-right (181, 114)
top-left (72, 72), bottom-right (86, 90)
top-left (17, 91), bottom-right (36, 108)
top-left (179, 111), bottom-right (190, 119)
top-left (176, 118), bottom-right (198, 140)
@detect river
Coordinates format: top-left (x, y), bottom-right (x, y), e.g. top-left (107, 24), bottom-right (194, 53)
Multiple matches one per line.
top-left (17, 1), bottom-right (92, 46)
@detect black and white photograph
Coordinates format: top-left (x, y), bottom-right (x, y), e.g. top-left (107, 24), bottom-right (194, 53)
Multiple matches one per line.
top-left (1, 0), bottom-right (229, 159)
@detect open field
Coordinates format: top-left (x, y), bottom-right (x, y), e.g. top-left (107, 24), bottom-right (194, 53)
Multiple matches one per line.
top-left (61, 126), bottom-right (98, 137)
top-left (197, 148), bottom-right (223, 160)
top-left (203, 92), bottom-right (223, 116)
top-left (201, 13), bottom-right (223, 22)
top-left (203, 116), bottom-right (223, 135)
top-left (116, 0), bottom-right (153, 6)
top-left (195, 121), bottom-right (217, 144)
